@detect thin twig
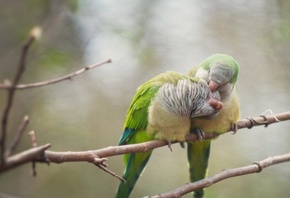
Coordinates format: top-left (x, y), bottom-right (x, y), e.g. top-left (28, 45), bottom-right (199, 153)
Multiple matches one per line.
top-left (92, 157), bottom-right (126, 182)
top-left (148, 153), bottom-right (290, 198)
top-left (28, 131), bottom-right (37, 147)
top-left (0, 59), bottom-right (112, 90)
top-left (97, 164), bottom-right (126, 182)
top-left (5, 115), bottom-right (30, 157)
top-left (31, 160), bottom-right (37, 177)
top-left (0, 27), bottom-right (39, 166)
top-left (28, 130), bottom-right (38, 176)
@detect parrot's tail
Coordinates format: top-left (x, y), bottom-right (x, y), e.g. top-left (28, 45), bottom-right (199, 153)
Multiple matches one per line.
top-left (187, 140), bottom-right (211, 198)
top-left (116, 150), bottom-right (152, 198)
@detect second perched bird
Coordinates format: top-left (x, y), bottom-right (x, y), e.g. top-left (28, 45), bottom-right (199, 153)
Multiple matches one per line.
top-left (116, 71), bottom-right (223, 198)
top-left (187, 53), bottom-right (241, 198)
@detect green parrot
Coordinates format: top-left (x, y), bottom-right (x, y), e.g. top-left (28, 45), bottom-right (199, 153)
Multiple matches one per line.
top-left (187, 53), bottom-right (241, 198)
top-left (116, 71), bottom-right (223, 198)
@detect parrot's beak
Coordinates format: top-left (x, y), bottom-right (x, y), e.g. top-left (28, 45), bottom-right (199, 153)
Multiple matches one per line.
top-left (209, 98), bottom-right (223, 111)
top-left (209, 80), bottom-right (220, 92)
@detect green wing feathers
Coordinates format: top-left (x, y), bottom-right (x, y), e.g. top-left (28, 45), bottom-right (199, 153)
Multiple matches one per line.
top-left (118, 78), bottom-right (160, 145)
top-left (123, 85), bottom-right (158, 134)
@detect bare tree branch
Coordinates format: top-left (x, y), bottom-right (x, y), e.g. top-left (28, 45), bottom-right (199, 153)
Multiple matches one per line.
top-left (0, 27), bottom-right (40, 166)
top-left (0, 59), bottom-right (112, 90)
top-left (148, 153), bottom-right (290, 198)
top-left (0, 111), bottom-right (290, 182)
top-left (41, 111), bottom-right (290, 183)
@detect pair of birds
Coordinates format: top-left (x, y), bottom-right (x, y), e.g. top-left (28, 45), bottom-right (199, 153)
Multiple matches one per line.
top-left (116, 54), bottom-right (240, 198)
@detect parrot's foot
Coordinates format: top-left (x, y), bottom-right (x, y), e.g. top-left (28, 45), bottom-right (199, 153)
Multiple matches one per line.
top-left (179, 142), bottom-right (185, 149)
top-left (167, 141), bottom-right (173, 152)
top-left (192, 128), bottom-right (206, 141)
top-left (230, 123), bottom-right (238, 134)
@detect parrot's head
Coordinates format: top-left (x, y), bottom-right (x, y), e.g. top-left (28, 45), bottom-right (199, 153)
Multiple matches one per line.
top-left (189, 79), bottom-right (223, 118)
top-left (195, 54), bottom-right (239, 100)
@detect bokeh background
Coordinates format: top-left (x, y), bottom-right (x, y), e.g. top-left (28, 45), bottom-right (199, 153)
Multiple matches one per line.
top-left (1, 1), bottom-right (290, 197)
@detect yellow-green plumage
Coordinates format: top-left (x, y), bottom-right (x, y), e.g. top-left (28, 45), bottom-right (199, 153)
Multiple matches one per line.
top-left (187, 54), bottom-right (240, 198)
top-left (116, 71), bottom-right (222, 198)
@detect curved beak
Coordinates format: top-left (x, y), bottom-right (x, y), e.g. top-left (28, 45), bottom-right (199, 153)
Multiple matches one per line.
top-left (209, 98), bottom-right (223, 111)
top-left (209, 80), bottom-right (220, 92)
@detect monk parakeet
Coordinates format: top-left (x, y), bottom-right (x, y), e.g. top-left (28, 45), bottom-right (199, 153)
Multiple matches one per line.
top-left (187, 54), bottom-right (240, 198)
top-left (116, 71), bottom-right (223, 198)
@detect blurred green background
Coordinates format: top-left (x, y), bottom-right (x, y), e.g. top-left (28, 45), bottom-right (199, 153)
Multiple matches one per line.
top-left (1, 0), bottom-right (290, 197)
